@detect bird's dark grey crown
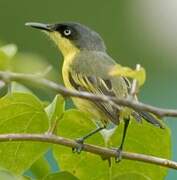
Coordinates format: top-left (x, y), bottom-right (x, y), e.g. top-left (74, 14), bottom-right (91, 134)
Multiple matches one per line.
top-left (54, 22), bottom-right (106, 52)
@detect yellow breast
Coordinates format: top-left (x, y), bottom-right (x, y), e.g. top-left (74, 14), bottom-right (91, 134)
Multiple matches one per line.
top-left (62, 52), bottom-right (78, 89)
top-left (62, 53), bottom-right (108, 125)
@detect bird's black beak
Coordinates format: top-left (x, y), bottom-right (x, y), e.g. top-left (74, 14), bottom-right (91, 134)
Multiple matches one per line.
top-left (25, 22), bottom-right (54, 32)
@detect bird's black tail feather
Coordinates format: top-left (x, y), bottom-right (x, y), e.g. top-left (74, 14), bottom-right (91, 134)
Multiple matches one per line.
top-left (132, 111), bottom-right (164, 129)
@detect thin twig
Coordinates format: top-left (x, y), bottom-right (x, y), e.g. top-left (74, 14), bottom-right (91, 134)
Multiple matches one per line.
top-left (0, 133), bottom-right (175, 170)
top-left (0, 71), bottom-right (176, 117)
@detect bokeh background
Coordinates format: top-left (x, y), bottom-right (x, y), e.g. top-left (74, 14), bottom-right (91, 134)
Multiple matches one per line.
top-left (0, 0), bottom-right (177, 179)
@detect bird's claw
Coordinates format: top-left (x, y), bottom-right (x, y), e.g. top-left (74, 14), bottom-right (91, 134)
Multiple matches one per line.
top-left (111, 147), bottom-right (122, 163)
top-left (72, 138), bottom-right (84, 154)
top-left (115, 148), bottom-right (122, 163)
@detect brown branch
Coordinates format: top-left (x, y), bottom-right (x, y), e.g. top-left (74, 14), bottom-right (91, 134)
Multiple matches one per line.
top-left (0, 70), bottom-right (177, 117)
top-left (0, 69), bottom-right (175, 170)
top-left (0, 133), bottom-right (175, 170)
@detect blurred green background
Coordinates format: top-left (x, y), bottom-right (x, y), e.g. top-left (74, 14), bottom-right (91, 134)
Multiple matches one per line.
top-left (0, 0), bottom-right (177, 179)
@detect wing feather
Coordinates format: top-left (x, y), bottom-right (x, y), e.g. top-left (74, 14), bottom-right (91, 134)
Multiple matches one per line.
top-left (67, 51), bottom-right (163, 128)
top-left (69, 71), bottom-right (121, 125)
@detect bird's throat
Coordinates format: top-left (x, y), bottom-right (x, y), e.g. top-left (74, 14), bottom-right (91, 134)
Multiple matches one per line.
top-left (49, 32), bottom-right (80, 57)
top-left (62, 51), bottom-right (78, 89)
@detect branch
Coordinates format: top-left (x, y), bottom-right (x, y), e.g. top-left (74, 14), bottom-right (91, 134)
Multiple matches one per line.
top-left (0, 133), bottom-right (175, 170)
top-left (0, 71), bottom-right (177, 117)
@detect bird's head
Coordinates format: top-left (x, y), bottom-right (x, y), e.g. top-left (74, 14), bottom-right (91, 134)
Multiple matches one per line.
top-left (25, 22), bottom-right (106, 57)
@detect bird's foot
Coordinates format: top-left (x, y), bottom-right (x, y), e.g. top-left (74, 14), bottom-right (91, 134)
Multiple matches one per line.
top-left (72, 138), bottom-right (84, 154)
top-left (115, 148), bottom-right (122, 163)
top-left (111, 147), bottom-right (122, 163)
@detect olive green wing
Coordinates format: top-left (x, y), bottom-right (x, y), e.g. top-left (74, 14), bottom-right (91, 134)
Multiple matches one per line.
top-left (69, 51), bottom-right (164, 128)
top-left (68, 71), bottom-right (121, 125)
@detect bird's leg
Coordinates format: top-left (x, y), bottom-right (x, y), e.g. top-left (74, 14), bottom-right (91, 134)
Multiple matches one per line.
top-left (115, 117), bottom-right (130, 162)
top-left (72, 126), bottom-right (105, 153)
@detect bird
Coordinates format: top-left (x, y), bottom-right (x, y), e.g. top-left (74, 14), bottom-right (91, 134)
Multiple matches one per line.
top-left (25, 22), bottom-right (163, 161)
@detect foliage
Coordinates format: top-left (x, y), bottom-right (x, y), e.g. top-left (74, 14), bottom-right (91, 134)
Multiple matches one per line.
top-left (0, 44), bottom-right (171, 179)
top-left (53, 109), bottom-right (170, 180)
top-left (44, 171), bottom-right (79, 180)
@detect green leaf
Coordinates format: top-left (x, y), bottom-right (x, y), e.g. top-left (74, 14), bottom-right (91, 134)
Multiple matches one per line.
top-left (0, 52), bottom-right (10, 70)
top-left (10, 53), bottom-right (58, 80)
top-left (0, 44), bottom-right (17, 70)
top-left (0, 169), bottom-right (18, 180)
top-left (43, 171), bottom-right (79, 180)
top-left (11, 82), bottom-right (33, 94)
top-left (53, 109), bottom-right (105, 179)
top-left (45, 95), bottom-right (65, 134)
top-left (21, 176), bottom-right (32, 180)
top-left (0, 168), bottom-right (27, 180)
top-left (53, 109), bottom-right (171, 179)
top-left (0, 93), bottom-right (49, 174)
top-left (113, 172), bottom-right (150, 180)
top-left (54, 109), bottom-right (104, 145)
top-left (29, 156), bottom-right (51, 179)
top-left (108, 120), bottom-right (171, 180)
top-left (0, 44), bottom-right (17, 59)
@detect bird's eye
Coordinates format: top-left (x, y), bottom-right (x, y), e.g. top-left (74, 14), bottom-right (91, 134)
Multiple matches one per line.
top-left (63, 29), bottom-right (71, 36)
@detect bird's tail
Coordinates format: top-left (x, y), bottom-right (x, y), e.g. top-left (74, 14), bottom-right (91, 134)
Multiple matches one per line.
top-left (132, 111), bottom-right (164, 129)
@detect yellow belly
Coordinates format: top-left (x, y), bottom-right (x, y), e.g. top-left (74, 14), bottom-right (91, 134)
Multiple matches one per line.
top-left (62, 55), bottom-right (108, 126)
